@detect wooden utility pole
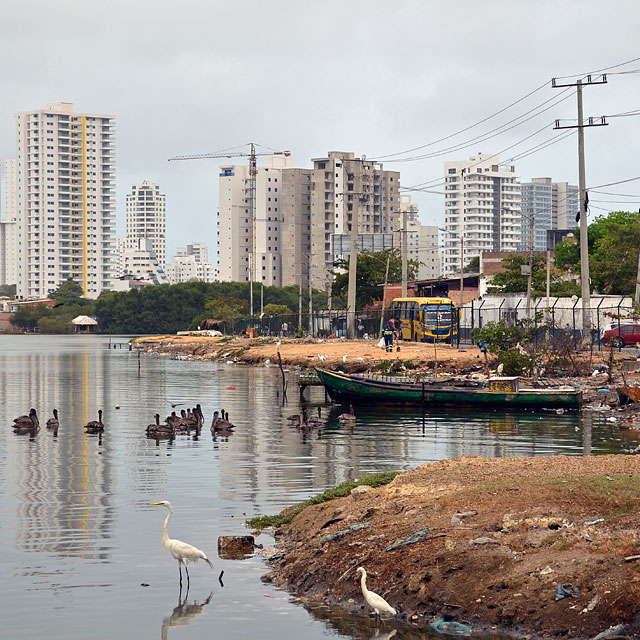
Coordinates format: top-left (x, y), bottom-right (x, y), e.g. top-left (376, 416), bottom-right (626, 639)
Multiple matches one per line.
top-left (379, 253), bottom-right (391, 338)
top-left (525, 213), bottom-right (535, 318)
top-left (459, 234), bottom-right (464, 310)
top-left (553, 74), bottom-right (608, 341)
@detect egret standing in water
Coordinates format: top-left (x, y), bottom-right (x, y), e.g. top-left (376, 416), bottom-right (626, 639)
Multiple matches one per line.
top-left (150, 501), bottom-right (213, 587)
top-left (356, 566), bottom-right (396, 619)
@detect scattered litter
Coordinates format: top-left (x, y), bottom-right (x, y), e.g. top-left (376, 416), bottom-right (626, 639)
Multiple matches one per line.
top-left (597, 389), bottom-right (611, 393)
top-left (226, 386), bottom-right (236, 390)
top-left (451, 510), bottom-right (477, 527)
top-left (140, 583), bottom-right (150, 587)
top-left (554, 583), bottom-right (580, 600)
top-left (470, 536), bottom-right (497, 546)
top-left (581, 594), bottom-right (600, 614)
top-left (320, 522), bottom-right (371, 544)
top-left (267, 550), bottom-right (283, 561)
top-left (585, 517), bottom-right (605, 526)
top-left (430, 618), bottom-right (472, 636)
top-left (539, 566), bottom-right (554, 576)
top-left (584, 533), bottom-right (594, 542)
top-left (593, 624), bottom-right (626, 640)
top-left (623, 554), bottom-right (640, 562)
top-left (385, 526), bottom-right (430, 551)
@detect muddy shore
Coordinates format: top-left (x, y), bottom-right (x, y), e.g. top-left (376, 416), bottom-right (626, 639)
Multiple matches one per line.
top-left (260, 455), bottom-right (640, 640)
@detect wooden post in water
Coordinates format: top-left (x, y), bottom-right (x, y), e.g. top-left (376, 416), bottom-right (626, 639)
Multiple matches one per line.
top-left (277, 352), bottom-right (287, 403)
top-left (137, 349), bottom-right (141, 376)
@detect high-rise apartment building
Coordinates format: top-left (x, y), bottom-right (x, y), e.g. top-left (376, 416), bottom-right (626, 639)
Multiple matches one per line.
top-left (116, 237), bottom-right (168, 284)
top-left (310, 152), bottom-right (401, 290)
top-left (13, 102), bottom-right (115, 299)
top-left (1, 159), bottom-right (18, 286)
top-left (443, 154), bottom-right (521, 276)
top-left (280, 168), bottom-right (312, 288)
top-left (217, 153), bottom-right (292, 286)
top-left (125, 181), bottom-right (166, 267)
top-left (520, 178), bottom-right (579, 252)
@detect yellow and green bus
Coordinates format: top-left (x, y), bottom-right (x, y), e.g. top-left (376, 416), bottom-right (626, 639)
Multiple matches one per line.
top-left (390, 297), bottom-right (459, 343)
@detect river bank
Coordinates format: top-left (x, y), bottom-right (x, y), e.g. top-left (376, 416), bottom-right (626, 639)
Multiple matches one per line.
top-left (258, 455), bottom-right (640, 640)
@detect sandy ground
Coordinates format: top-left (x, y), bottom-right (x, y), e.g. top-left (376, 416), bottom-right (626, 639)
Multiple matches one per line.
top-left (262, 455), bottom-right (640, 640)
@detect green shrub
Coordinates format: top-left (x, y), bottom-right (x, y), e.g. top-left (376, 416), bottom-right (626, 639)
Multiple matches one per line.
top-left (246, 471), bottom-right (399, 529)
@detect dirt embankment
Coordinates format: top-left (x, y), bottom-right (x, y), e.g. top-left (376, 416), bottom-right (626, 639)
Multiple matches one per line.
top-left (261, 455), bottom-right (640, 639)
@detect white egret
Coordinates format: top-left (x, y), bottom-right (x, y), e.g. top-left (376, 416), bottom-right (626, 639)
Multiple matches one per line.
top-left (150, 501), bottom-right (213, 587)
top-left (356, 567), bottom-right (396, 618)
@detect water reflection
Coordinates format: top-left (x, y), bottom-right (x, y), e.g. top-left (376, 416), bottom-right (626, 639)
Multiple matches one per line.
top-left (1, 339), bottom-right (113, 560)
top-left (161, 589), bottom-right (213, 640)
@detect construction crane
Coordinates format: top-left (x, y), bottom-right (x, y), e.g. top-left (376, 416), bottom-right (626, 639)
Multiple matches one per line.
top-left (169, 143), bottom-right (290, 317)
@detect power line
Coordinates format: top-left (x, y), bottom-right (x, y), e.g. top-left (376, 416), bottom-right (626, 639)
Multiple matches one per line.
top-left (382, 90), bottom-right (574, 163)
top-left (552, 55), bottom-right (640, 80)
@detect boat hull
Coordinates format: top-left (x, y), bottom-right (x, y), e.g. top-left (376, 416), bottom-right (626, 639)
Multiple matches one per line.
top-left (315, 369), bottom-right (582, 410)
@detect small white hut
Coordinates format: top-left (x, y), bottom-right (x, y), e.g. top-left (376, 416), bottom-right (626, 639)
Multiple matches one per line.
top-left (71, 315), bottom-right (98, 334)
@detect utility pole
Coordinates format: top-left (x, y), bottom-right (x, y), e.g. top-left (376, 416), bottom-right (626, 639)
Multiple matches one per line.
top-left (248, 143), bottom-right (257, 319)
top-left (459, 234), bottom-right (464, 310)
top-left (553, 74), bottom-right (608, 340)
top-left (346, 159), bottom-right (370, 339)
top-left (401, 210), bottom-right (408, 297)
top-left (525, 213), bottom-right (535, 318)
top-left (379, 253), bottom-right (391, 338)
top-left (298, 268), bottom-right (303, 331)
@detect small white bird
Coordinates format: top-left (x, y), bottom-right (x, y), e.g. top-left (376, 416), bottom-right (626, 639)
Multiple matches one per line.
top-left (356, 566), bottom-right (396, 618)
top-left (150, 501), bottom-right (213, 587)
top-left (342, 355), bottom-right (347, 363)
top-left (317, 354), bottom-right (326, 363)
top-left (275, 341), bottom-right (281, 353)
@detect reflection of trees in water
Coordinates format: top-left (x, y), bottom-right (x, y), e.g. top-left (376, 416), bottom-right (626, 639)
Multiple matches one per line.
top-left (3, 346), bottom-right (113, 560)
top-left (161, 590), bottom-right (212, 640)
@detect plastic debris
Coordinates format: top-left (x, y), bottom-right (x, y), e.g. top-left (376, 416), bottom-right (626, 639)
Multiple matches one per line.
top-left (593, 624), bottom-right (626, 640)
top-left (585, 517), bottom-right (605, 526)
top-left (430, 618), bottom-right (472, 636)
top-left (554, 583), bottom-right (580, 600)
top-left (319, 522), bottom-right (371, 544)
top-left (385, 526), bottom-right (430, 551)
top-left (581, 594), bottom-right (600, 614)
top-left (597, 388), bottom-right (611, 393)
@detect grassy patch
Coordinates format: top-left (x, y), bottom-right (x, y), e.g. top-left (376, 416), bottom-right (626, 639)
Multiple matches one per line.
top-left (246, 471), bottom-right (399, 529)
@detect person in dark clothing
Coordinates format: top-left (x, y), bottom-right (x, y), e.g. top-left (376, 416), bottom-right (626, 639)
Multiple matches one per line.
top-left (383, 318), bottom-right (396, 353)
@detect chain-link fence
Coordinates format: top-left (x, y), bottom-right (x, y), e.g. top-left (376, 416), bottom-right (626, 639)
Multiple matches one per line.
top-left (216, 296), bottom-right (635, 351)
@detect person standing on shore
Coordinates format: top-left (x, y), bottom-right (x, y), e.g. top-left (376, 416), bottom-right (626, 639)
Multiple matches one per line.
top-left (281, 321), bottom-right (288, 338)
top-left (383, 318), bottom-right (396, 353)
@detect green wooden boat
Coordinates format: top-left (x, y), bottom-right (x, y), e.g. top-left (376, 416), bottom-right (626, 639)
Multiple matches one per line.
top-left (315, 368), bottom-right (582, 410)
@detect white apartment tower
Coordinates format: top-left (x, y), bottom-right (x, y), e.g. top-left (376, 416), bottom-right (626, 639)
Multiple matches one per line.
top-left (310, 152), bottom-right (401, 290)
top-left (443, 154), bottom-right (521, 276)
top-left (14, 102), bottom-right (115, 299)
top-left (217, 153), bottom-right (292, 286)
top-left (176, 242), bottom-right (208, 263)
top-left (125, 181), bottom-right (166, 267)
top-left (1, 159), bottom-right (19, 286)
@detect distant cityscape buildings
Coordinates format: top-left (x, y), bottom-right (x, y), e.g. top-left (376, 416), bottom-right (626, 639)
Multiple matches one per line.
top-left (0, 102), bottom-right (587, 303)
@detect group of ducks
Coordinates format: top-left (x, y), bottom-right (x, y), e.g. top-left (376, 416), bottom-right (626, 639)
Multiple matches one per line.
top-left (286, 404), bottom-right (356, 430)
top-left (12, 408), bottom-right (104, 435)
top-left (145, 405), bottom-right (235, 439)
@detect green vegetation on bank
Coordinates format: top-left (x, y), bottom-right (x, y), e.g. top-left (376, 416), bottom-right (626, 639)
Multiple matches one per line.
top-left (246, 471), bottom-right (399, 529)
top-left (96, 281), bottom-right (327, 334)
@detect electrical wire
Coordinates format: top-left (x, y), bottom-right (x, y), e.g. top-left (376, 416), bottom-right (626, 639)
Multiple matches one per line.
top-left (552, 55), bottom-right (640, 80)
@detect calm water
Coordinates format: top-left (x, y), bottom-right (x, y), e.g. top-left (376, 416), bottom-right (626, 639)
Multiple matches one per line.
top-left (1, 335), bottom-right (638, 639)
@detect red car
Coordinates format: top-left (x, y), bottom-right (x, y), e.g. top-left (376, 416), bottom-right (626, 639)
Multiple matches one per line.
top-left (602, 324), bottom-right (640, 348)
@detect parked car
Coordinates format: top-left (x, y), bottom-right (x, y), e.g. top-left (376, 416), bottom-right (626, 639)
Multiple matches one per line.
top-left (602, 323), bottom-right (640, 347)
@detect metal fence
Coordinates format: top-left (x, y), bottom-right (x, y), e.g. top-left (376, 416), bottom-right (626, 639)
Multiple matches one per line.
top-left (219, 296), bottom-right (636, 351)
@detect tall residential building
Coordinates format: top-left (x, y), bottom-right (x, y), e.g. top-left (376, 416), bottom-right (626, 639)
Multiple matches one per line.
top-left (125, 181), bottom-right (166, 267)
top-left (443, 154), bottom-right (521, 276)
top-left (14, 102), bottom-right (115, 299)
top-left (418, 225), bottom-right (441, 279)
top-left (167, 241), bottom-right (217, 284)
top-left (280, 168), bottom-right (312, 288)
top-left (520, 177), bottom-right (579, 252)
top-left (217, 153), bottom-right (292, 286)
top-left (310, 152), bottom-right (401, 290)
top-left (0, 219), bottom-right (18, 286)
top-left (1, 159), bottom-right (19, 286)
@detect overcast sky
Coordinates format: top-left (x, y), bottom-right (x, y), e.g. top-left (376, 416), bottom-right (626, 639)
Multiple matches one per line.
top-left (1, 0), bottom-right (639, 259)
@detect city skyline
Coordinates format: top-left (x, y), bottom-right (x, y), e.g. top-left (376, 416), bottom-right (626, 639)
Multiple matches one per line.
top-left (0, 1), bottom-right (638, 264)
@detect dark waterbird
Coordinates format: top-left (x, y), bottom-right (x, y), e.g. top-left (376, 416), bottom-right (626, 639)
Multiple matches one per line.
top-left (84, 409), bottom-right (104, 433)
top-left (46, 409), bottom-right (59, 429)
top-left (13, 408), bottom-right (39, 433)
